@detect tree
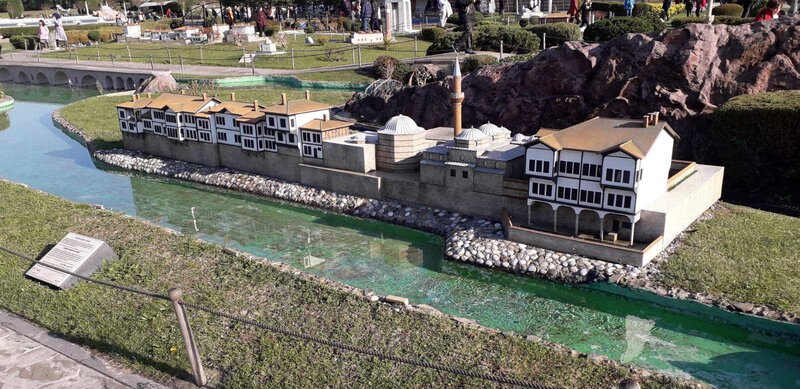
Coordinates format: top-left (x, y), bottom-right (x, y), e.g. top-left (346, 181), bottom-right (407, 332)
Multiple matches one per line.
top-left (6, 0), bottom-right (24, 17)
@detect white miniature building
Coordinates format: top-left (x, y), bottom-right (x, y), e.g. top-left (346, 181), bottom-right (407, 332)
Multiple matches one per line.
top-left (388, 0), bottom-right (416, 35)
top-left (524, 114), bottom-right (677, 246)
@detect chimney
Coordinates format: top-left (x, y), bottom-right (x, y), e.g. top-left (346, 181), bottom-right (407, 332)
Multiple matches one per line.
top-left (323, 113), bottom-right (329, 121)
top-left (146, 93), bottom-right (152, 99)
top-left (252, 100), bottom-right (258, 111)
top-left (180, 89), bottom-right (186, 95)
top-left (652, 111), bottom-right (660, 124)
top-left (642, 114), bottom-right (650, 128)
top-left (305, 90), bottom-right (311, 100)
top-left (131, 95), bottom-right (136, 102)
top-left (230, 92), bottom-right (236, 102)
top-left (202, 92), bottom-right (208, 100)
top-left (280, 93), bottom-right (287, 105)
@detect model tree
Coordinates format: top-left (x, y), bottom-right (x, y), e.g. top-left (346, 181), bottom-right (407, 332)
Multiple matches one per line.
top-left (6, 0), bottom-right (24, 18)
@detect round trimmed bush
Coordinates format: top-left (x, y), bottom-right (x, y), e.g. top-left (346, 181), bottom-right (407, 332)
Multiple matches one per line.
top-left (707, 91), bottom-right (800, 201)
top-left (9, 35), bottom-right (36, 50)
top-left (420, 26), bottom-right (447, 42)
top-left (712, 3), bottom-right (744, 16)
top-left (373, 55), bottom-right (400, 79)
top-left (527, 22), bottom-right (582, 47)
top-left (583, 16), bottom-right (665, 42)
top-left (463, 54), bottom-right (498, 71)
top-left (87, 30), bottom-right (101, 42)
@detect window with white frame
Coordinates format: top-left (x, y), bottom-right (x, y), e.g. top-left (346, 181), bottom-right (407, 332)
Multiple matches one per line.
top-left (580, 190), bottom-right (602, 205)
top-left (243, 138), bottom-right (256, 150)
top-left (198, 120), bottom-right (209, 130)
top-left (279, 117), bottom-right (287, 128)
top-left (582, 164), bottom-right (602, 178)
top-left (528, 159), bottom-right (550, 174)
top-left (166, 114), bottom-right (177, 123)
top-left (234, 134), bottom-right (241, 144)
top-left (120, 121), bottom-right (127, 130)
top-left (143, 120), bottom-right (152, 129)
top-left (605, 168), bottom-right (632, 184)
top-left (530, 182), bottom-right (553, 197)
top-left (557, 186), bottom-right (578, 201)
top-left (267, 116), bottom-right (276, 128)
top-left (242, 124), bottom-right (255, 136)
top-left (153, 111), bottom-right (165, 121)
top-left (606, 193), bottom-right (633, 209)
top-left (118, 110), bottom-right (126, 119)
top-left (218, 132), bottom-right (228, 142)
top-left (185, 129), bottom-right (198, 140)
top-left (287, 134), bottom-right (296, 144)
top-left (558, 161), bottom-right (581, 175)
top-left (154, 124), bottom-right (164, 135)
top-left (166, 127), bottom-right (179, 138)
top-left (215, 116), bottom-right (226, 126)
top-left (199, 132), bottom-right (212, 142)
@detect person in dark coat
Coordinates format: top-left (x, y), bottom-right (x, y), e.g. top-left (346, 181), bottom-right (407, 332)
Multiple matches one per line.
top-left (455, 0), bottom-right (476, 54)
top-left (683, 0), bottom-right (693, 16)
top-left (371, 0), bottom-right (381, 31)
top-left (579, 0), bottom-right (592, 27)
top-left (339, 0), bottom-right (351, 16)
top-left (361, 0), bottom-right (373, 31)
top-left (255, 6), bottom-right (268, 36)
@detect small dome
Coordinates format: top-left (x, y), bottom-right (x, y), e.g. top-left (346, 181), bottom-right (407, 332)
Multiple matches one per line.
top-left (455, 127), bottom-right (489, 141)
top-left (348, 133), bottom-right (367, 144)
top-left (478, 122), bottom-right (502, 136)
top-left (378, 114), bottom-right (425, 135)
top-left (511, 133), bottom-right (528, 142)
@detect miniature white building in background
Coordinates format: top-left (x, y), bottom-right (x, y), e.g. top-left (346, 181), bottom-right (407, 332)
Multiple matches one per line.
top-left (388, 0), bottom-right (417, 35)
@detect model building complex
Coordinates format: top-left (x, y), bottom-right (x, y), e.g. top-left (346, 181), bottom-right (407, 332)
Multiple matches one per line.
top-left (117, 61), bottom-right (723, 266)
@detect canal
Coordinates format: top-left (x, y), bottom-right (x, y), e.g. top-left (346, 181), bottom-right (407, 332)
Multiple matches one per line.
top-left (0, 84), bottom-right (798, 388)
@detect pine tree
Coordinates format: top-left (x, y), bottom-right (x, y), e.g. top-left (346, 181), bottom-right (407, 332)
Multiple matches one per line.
top-left (6, 0), bottom-right (23, 18)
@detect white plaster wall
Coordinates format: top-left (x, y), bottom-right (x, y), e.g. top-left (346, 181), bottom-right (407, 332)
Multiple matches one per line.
top-left (602, 154), bottom-right (636, 188)
top-left (635, 130), bottom-right (674, 212)
top-left (556, 177), bottom-right (580, 205)
top-left (604, 187), bottom-right (636, 214)
top-left (292, 110), bottom-right (329, 133)
top-left (528, 177), bottom-right (556, 200)
top-left (525, 145), bottom-right (555, 177)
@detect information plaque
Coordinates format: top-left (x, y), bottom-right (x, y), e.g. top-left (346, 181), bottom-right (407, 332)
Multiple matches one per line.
top-left (25, 233), bottom-right (118, 290)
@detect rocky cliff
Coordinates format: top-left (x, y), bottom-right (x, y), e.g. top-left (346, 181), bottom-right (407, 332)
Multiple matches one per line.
top-left (346, 18), bottom-right (800, 157)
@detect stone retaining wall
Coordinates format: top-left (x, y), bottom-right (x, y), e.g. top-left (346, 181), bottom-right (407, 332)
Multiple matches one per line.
top-left (53, 109), bottom-right (800, 326)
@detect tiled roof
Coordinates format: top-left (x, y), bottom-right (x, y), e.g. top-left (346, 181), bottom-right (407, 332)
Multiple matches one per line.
top-left (299, 119), bottom-right (353, 132)
top-left (480, 144), bottom-right (525, 161)
top-left (262, 99), bottom-right (331, 115)
top-left (532, 117), bottom-right (679, 159)
top-left (143, 93), bottom-right (217, 113)
top-left (208, 101), bottom-right (263, 116)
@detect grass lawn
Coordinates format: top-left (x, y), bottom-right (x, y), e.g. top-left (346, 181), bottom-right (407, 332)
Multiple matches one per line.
top-left (40, 34), bottom-right (431, 70)
top-left (0, 179), bottom-right (685, 388)
top-left (659, 204), bottom-right (800, 315)
top-left (59, 87), bottom-right (354, 150)
top-left (294, 68), bottom-right (377, 84)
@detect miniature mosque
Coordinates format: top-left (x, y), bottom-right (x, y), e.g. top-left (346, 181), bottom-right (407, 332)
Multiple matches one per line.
top-left (117, 60), bottom-right (723, 266)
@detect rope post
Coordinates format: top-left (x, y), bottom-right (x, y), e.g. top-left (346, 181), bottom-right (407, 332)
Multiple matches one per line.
top-left (291, 48), bottom-right (295, 69)
top-left (542, 33), bottom-right (546, 50)
top-left (126, 44), bottom-right (132, 61)
top-left (149, 53), bottom-right (154, 69)
top-left (179, 55), bottom-right (185, 74)
top-left (413, 37), bottom-right (418, 58)
top-left (168, 288), bottom-right (207, 387)
top-left (499, 40), bottom-right (503, 60)
top-left (96, 45), bottom-right (100, 61)
top-left (75, 49), bottom-right (79, 64)
top-left (352, 45), bottom-right (356, 64)
top-left (110, 54), bottom-right (115, 67)
top-left (358, 45), bottom-right (362, 68)
top-left (242, 47), bottom-right (246, 67)
top-left (167, 45), bottom-right (172, 64)
top-left (251, 54), bottom-right (256, 75)
top-left (199, 45), bottom-right (204, 64)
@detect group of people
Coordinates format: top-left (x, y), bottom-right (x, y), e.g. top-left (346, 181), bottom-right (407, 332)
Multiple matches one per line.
top-left (36, 13), bottom-right (67, 51)
top-left (338, 0), bottom-right (383, 32)
top-left (568, 0), bottom-right (593, 26)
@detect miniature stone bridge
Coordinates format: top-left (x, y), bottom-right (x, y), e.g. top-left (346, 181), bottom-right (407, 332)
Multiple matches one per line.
top-left (0, 63), bottom-right (157, 91)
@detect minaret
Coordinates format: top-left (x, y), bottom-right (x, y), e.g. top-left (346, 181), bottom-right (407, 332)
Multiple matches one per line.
top-left (451, 56), bottom-right (464, 138)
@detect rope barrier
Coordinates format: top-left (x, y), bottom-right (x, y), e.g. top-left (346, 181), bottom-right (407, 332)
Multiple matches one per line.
top-left (0, 243), bottom-right (557, 389)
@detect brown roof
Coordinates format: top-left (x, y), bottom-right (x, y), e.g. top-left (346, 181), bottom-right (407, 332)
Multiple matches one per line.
top-left (144, 93), bottom-right (218, 113)
top-left (208, 101), bottom-right (263, 116)
top-left (262, 100), bottom-right (331, 115)
top-left (531, 117), bottom-right (679, 159)
top-left (235, 109), bottom-right (266, 123)
top-left (117, 97), bottom-right (152, 109)
top-left (299, 119), bottom-right (352, 132)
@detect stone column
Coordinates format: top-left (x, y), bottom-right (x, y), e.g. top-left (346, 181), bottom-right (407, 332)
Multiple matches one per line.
top-left (574, 212), bottom-right (579, 236)
top-left (384, 0), bottom-right (393, 41)
top-left (629, 220), bottom-right (635, 246)
top-left (553, 208), bottom-right (557, 232)
top-left (599, 217), bottom-right (604, 241)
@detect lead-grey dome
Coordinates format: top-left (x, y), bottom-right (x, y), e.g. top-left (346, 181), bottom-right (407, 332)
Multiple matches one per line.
top-left (455, 127), bottom-right (489, 141)
top-left (378, 114), bottom-right (425, 135)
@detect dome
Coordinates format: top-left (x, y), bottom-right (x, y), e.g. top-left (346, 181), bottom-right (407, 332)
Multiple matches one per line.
top-left (478, 122), bottom-right (502, 136)
top-left (455, 127), bottom-right (489, 141)
top-left (511, 133), bottom-right (528, 142)
top-left (347, 133), bottom-right (367, 144)
top-left (378, 114), bottom-right (425, 135)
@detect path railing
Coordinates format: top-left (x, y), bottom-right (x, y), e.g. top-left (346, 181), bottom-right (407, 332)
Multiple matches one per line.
top-left (0, 244), bottom-right (556, 389)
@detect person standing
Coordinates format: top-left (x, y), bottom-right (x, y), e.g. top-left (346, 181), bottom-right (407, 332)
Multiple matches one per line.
top-left (361, 0), bottom-right (372, 31)
top-left (38, 19), bottom-right (50, 51)
top-left (741, 0), bottom-right (752, 16)
top-left (255, 6), bottom-right (268, 36)
top-left (623, 0), bottom-right (634, 15)
top-left (694, 0), bottom-right (704, 16)
top-left (53, 13), bottom-right (67, 48)
top-left (456, 0), bottom-right (475, 54)
top-left (499, 0), bottom-right (505, 14)
top-left (568, 0), bottom-right (579, 22)
top-left (439, 0), bottom-right (453, 27)
top-left (371, 0), bottom-right (381, 31)
top-left (683, 0), bottom-right (693, 16)
top-left (225, 6), bottom-right (235, 28)
top-left (579, 0), bottom-right (592, 27)
top-left (661, 0), bottom-right (671, 19)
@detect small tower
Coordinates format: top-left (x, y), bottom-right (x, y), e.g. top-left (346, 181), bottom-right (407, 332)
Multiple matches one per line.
top-left (451, 56), bottom-right (464, 138)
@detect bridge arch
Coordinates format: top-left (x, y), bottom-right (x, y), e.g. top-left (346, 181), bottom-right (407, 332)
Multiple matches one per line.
top-left (103, 75), bottom-right (114, 90)
top-left (0, 68), bottom-right (11, 82)
top-left (53, 70), bottom-right (69, 85)
top-left (17, 71), bottom-right (29, 83)
top-left (125, 77), bottom-right (135, 90)
top-left (114, 76), bottom-right (124, 90)
top-left (34, 72), bottom-right (49, 85)
top-left (79, 74), bottom-right (99, 88)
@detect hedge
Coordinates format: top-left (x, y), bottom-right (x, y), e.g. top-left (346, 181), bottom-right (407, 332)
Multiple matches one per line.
top-left (420, 26), bottom-right (447, 42)
top-left (670, 15), bottom-right (754, 26)
top-left (591, 1), bottom-right (661, 18)
top-left (463, 54), bottom-right (498, 71)
top-left (427, 25), bottom-right (540, 55)
top-left (0, 23), bottom-right (123, 38)
top-left (583, 16), bottom-right (665, 42)
top-left (707, 91), bottom-right (800, 201)
top-left (527, 22), bottom-right (582, 47)
top-left (712, 3), bottom-right (744, 15)
top-left (8, 35), bottom-right (36, 49)
top-left (446, 11), bottom-right (484, 25)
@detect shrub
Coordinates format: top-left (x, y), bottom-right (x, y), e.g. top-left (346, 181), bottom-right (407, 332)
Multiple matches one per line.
top-left (425, 31), bottom-right (460, 55)
top-left (591, 1), bottom-right (662, 17)
top-left (527, 22), bottom-right (582, 47)
top-left (420, 26), bottom-right (447, 42)
top-left (264, 26), bottom-right (276, 37)
top-left (706, 91), bottom-right (800, 201)
top-left (317, 35), bottom-right (330, 45)
top-left (373, 55), bottom-right (400, 79)
top-left (87, 30), bottom-right (101, 42)
top-left (583, 16), bottom-right (665, 42)
top-left (304, 25), bottom-right (316, 34)
top-left (670, 15), bottom-right (705, 26)
top-left (475, 24), bottom-right (539, 53)
top-left (463, 54), bottom-right (498, 71)
top-left (671, 15), bottom-right (753, 26)
top-left (518, 18), bottom-right (529, 27)
top-left (8, 35), bottom-right (36, 49)
top-left (714, 16), bottom-right (754, 24)
top-left (0, 24), bottom-right (123, 39)
top-left (446, 11), bottom-right (484, 24)
top-left (712, 3), bottom-right (744, 15)
top-left (499, 52), bottom-right (535, 63)
top-left (5, 0), bottom-right (22, 18)
top-left (392, 61), bottom-right (412, 82)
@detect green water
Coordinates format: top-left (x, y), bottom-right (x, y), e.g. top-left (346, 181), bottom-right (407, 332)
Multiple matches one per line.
top-left (0, 84), bottom-right (798, 388)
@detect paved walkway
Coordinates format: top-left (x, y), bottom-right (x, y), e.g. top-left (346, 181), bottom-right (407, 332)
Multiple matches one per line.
top-left (0, 49), bottom-right (499, 78)
top-left (0, 310), bottom-right (164, 388)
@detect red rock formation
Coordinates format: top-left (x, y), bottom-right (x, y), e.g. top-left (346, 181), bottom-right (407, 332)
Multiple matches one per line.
top-left (346, 18), bottom-right (800, 155)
